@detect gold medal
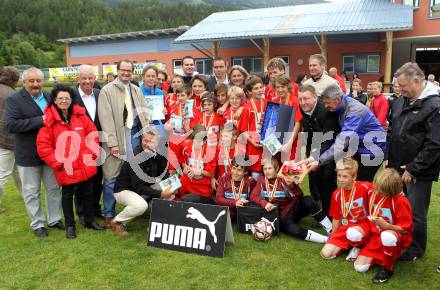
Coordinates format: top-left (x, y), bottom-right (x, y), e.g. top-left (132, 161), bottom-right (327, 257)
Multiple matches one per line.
top-left (340, 184), bottom-right (356, 226)
top-left (341, 218), bottom-right (348, 226)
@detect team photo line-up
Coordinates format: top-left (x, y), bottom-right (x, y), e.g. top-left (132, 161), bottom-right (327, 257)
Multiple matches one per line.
top-left (0, 53), bottom-right (439, 284)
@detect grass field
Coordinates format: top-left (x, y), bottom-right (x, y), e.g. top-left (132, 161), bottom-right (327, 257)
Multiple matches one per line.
top-left (0, 177), bottom-right (439, 290)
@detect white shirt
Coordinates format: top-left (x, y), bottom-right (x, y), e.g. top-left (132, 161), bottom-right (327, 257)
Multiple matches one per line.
top-left (78, 87), bottom-right (96, 120)
top-left (215, 75), bottom-right (229, 85)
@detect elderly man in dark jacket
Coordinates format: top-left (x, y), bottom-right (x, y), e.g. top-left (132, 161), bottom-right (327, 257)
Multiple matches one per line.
top-left (0, 66), bottom-right (22, 213)
top-left (5, 67), bottom-right (63, 237)
top-left (387, 62), bottom-right (440, 261)
top-left (299, 84), bottom-right (340, 215)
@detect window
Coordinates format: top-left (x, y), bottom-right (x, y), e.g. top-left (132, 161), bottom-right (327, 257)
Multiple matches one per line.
top-left (173, 59), bottom-right (182, 75)
top-left (342, 53), bottom-right (380, 73)
top-left (431, 0), bottom-right (440, 17)
top-left (403, 0), bottom-right (419, 8)
top-left (232, 56), bottom-right (263, 74)
top-left (195, 58), bottom-right (213, 75)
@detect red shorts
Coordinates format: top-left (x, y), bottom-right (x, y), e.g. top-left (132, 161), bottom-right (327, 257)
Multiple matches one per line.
top-left (359, 231), bottom-right (405, 265)
top-left (327, 222), bottom-right (370, 250)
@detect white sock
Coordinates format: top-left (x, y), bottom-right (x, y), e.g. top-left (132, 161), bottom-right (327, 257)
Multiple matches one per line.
top-left (346, 247), bottom-right (360, 261)
top-left (305, 230), bottom-right (328, 244)
top-left (319, 217), bottom-right (333, 234)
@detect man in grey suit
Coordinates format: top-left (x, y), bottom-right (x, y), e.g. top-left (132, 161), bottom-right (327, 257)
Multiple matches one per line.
top-left (5, 67), bottom-right (63, 237)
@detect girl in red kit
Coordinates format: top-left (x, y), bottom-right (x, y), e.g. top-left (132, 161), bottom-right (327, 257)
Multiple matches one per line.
top-left (273, 75), bottom-right (303, 162)
top-left (223, 86), bottom-right (245, 129)
top-left (216, 126), bottom-right (238, 179)
top-left (164, 74), bottom-right (184, 111)
top-left (321, 158), bottom-right (372, 260)
top-left (191, 93), bottom-right (223, 147)
top-left (354, 168), bottom-right (413, 284)
top-left (190, 75), bottom-right (208, 111)
top-left (215, 156), bottom-right (256, 221)
top-left (179, 125), bottom-right (218, 204)
top-left (250, 158), bottom-right (332, 243)
top-left (238, 76), bottom-right (267, 180)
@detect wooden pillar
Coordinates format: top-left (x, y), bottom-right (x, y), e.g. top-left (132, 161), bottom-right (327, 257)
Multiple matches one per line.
top-left (263, 37), bottom-right (270, 69)
top-left (384, 31), bottom-right (393, 93)
top-left (212, 41), bottom-right (220, 58)
top-left (321, 34), bottom-right (328, 63)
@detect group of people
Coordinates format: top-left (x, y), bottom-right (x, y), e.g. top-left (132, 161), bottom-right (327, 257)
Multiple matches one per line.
top-left (0, 53), bottom-right (439, 284)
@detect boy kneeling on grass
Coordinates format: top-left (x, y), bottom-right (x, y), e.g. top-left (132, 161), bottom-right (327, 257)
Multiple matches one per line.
top-left (354, 168), bottom-right (413, 284)
top-left (321, 157), bottom-right (373, 261)
top-left (250, 157), bottom-right (332, 243)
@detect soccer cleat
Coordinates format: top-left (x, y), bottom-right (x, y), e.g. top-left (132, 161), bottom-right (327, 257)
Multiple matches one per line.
top-left (437, 265), bottom-right (440, 273)
top-left (372, 266), bottom-right (393, 284)
top-left (399, 251), bottom-right (419, 261)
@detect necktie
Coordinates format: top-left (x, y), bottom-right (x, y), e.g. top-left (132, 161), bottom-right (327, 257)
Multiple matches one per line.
top-left (124, 87), bottom-right (133, 129)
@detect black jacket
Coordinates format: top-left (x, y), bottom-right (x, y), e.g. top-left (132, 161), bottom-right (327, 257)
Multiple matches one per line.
top-left (300, 100), bottom-right (340, 158)
top-left (387, 92), bottom-right (440, 181)
top-left (114, 146), bottom-right (169, 201)
top-left (5, 88), bottom-right (51, 166)
top-left (74, 87), bottom-right (101, 131)
top-left (348, 91), bottom-right (368, 105)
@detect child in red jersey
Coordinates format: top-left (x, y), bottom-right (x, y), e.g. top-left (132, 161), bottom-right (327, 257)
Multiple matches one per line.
top-left (238, 76), bottom-right (267, 180)
top-left (250, 158), bottom-right (333, 243)
top-left (164, 74), bottom-right (184, 111)
top-left (273, 75), bottom-right (303, 162)
top-left (321, 158), bottom-right (372, 260)
top-left (265, 57), bottom-right (299, 102)
top-left (179, 125), bottom-right (218, 204)
top-left (369, 81), bottom-right (389, 129)
top-left (353, 168), bottom-right (413, 284)
top-left (191, 93), bottom-right (223, 147)
top-left (215, 156), bottom-right (256, 221)
top-left (214, 83), bottom-right (229, 116)
top-left (223, 86), bottom-right (244, 129)
top-left (190, 75), bottom-right (208, 111)
top-left (165, 85), bottom-right (198, 173)
top-left (216, 126), bottom-right (238, 179)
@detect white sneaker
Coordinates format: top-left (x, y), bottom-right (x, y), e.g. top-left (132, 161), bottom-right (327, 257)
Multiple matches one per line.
top-left (346, 247), bottom-right (360, 261)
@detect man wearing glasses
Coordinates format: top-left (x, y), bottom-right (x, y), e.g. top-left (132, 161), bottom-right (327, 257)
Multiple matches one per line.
top-left (98, 60), bottom-right (149, 228)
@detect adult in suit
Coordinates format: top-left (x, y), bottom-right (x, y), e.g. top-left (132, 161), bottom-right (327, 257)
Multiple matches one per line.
top-left (73, 64), bottom-right (103, 224)
top-left (5, 67), bottom-right (63, 237)
top-left (207, 56), bottom-right (229, 92)
top-left (98, 60), bottom-right (150, 228)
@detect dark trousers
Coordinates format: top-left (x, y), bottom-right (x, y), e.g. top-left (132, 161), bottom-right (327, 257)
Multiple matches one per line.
top-left (75, 167), bottom-right (103, 216)
top-left (281, 196), bottom-right (326, 239)
top-left (180, 194), bottom-right (213, 204)
top-left (405, 180), bottom-right (433, 257)
top-left (354, 153), bottom-right (381, 182)
top-left (309, 161), bottom-right (337, 215)
top-left (62, 179), bottom-right (94, 227)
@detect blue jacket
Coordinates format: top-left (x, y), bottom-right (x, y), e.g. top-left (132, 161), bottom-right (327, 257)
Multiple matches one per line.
top-left (140, 85), bottom-right (163, 96)
top-left (319, 95), bottom-right (386, 165)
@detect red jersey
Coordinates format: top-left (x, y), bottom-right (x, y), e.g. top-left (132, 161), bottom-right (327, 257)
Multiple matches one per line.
top-left (216, 145), bottom-right (235, 178)
top-left (370, 93), bottom-right (389, 128)
top-left (237, 98), bottom-right (267, 172)
top-left (191, 94), bottom-right (203, 111)
top-left (179, 141), bottom-right (218, 198)
top-left (329, 181), bottom-right (373, 224)
top-left (191, 112), bottom-right (223, 147)
top-left (222, 106), bottom-right (242, 129)
top-left (164, 93), bottom-right (178, 111)
top-left (249, 176), bottom-right (303, 220)
top-left (265, 82), bottom-right (299, 102)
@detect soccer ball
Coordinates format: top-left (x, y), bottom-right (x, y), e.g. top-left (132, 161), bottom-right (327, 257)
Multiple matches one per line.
top-left (251, 220), bottom-right (273, 241)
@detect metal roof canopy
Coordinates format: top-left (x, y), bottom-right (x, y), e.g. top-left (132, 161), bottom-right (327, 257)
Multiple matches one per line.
top-left (58, 26), bottom-right (190, 44)
top-left (174, 0), bottom-right (413, 43)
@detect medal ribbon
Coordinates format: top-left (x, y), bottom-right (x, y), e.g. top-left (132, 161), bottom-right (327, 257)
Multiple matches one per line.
top-left (203, 112), bottom-right (214, 129)
top-left (265, 177), bottom-right (279, 201)
top-left (340, 185), bottom-right (356, 219)
top-left (369, 191), bottom-right (388, 219)
top-left (231, 179), bottom-right (245, 201)
top-left (250, 99), bottom-right (263, 131)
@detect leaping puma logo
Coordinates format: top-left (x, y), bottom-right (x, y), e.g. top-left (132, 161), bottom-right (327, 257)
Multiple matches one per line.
top-left (261, 217), bottom-right (278, 230)
top-left (186, 207), bottom-right (225, 243)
